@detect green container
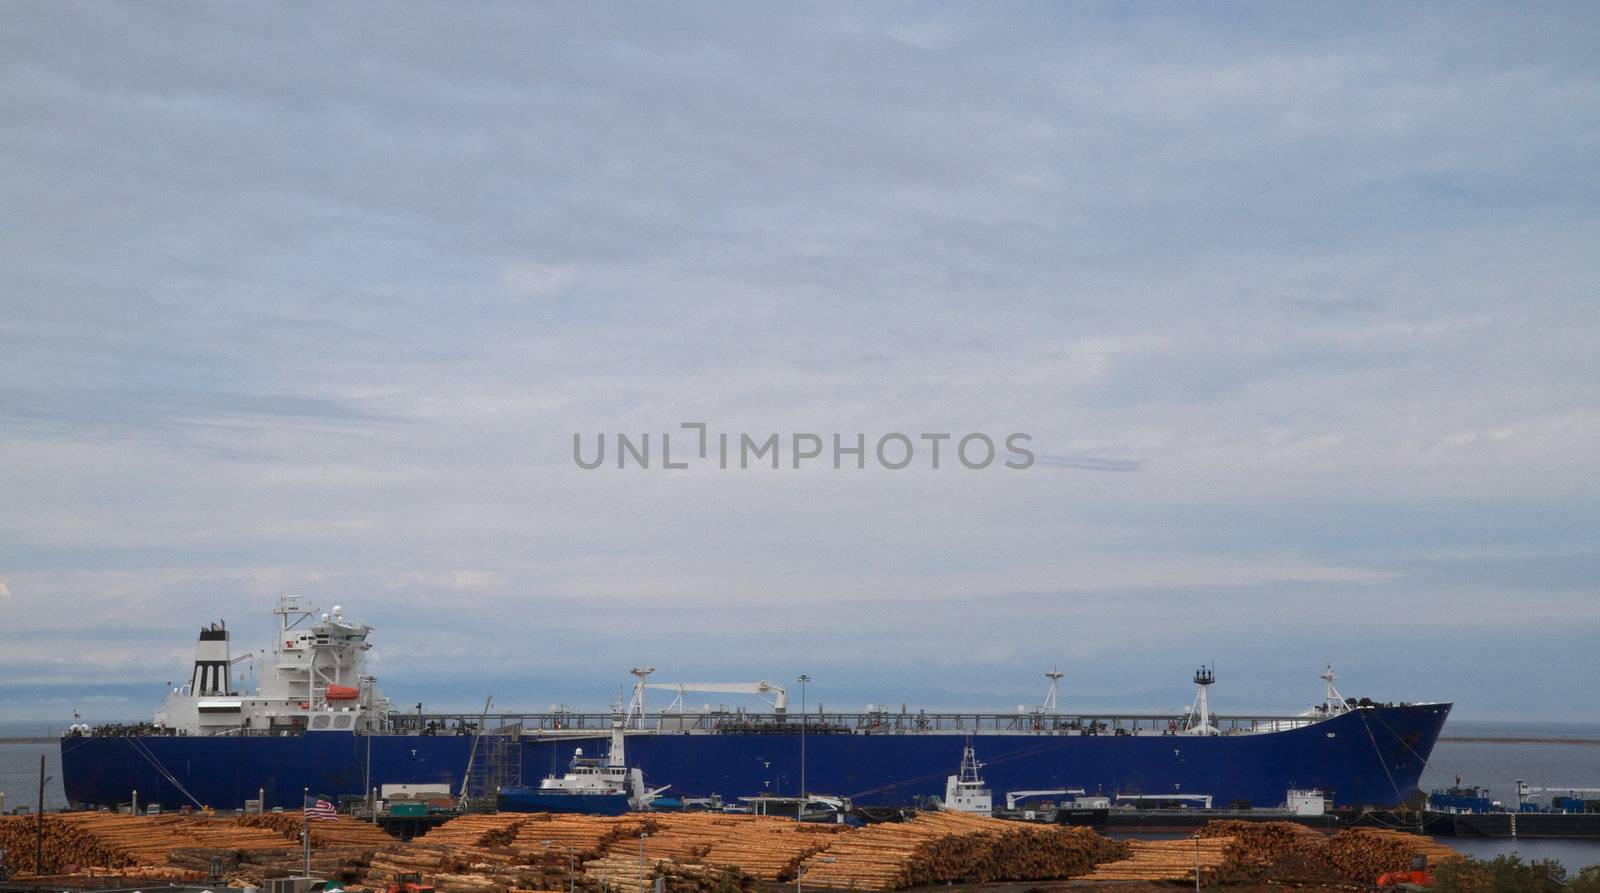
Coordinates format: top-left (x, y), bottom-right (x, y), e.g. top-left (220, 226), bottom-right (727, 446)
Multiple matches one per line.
top-left (388, 801), bottom-right (428, 817)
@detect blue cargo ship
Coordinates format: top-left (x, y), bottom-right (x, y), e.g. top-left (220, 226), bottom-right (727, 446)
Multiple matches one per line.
top-left (59, 598), bottom-right (1450, 813)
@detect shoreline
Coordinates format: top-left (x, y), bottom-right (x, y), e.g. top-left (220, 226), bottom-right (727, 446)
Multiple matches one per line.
top-left (1439, 735), bottom-right (1600, 745)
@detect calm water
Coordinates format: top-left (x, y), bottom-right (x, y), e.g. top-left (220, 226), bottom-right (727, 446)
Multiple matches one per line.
top-left (1419, 720), bottom-right (1600, 871)
top-left (4, 719), bottom-right (1599, 868)
top-left (0, 721), bottom-right (67, 812)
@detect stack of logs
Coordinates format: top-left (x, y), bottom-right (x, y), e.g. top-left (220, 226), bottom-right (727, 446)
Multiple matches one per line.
top-left (0, 813), bottom-right (292, 875)
top-left (698, 815), bottom-right (844, 880)
top-left (493, 813), bottom-right (841, 884)
top-left (10, 811), bottom-right (1457, 892)
top-left (795, 811), bottom-right (1128, 890)
top-left (367, 844), bottom-right (460, 889)
top-left (1079, 836), bottom-right (1235, 884)
top-left (1200, 821), bottom-right (1459, 886)
top-left (1081, 821), bottom-right (1461, 886)
top-left (417, 814), bottom-right (527, 848)
top-left (1320, 827), bottom-right (1461, 885)
top-left (239, 812), bottom-right (401, 848)
top-left (582, 854), bottom-right (760, 893)
top-left (505, 814), bottom-right (655, 860)
top-left (1202, 819), bottom-right (1329, 884)
top-left (369, 811), bottom-right (1129, 892)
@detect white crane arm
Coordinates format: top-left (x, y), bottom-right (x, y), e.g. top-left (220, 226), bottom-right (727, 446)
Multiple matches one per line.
top-left (645, 680), bottom-right (789, 711)
top-left (1519, 783), bottom-right (1600, 794)
top-left (1005, 789), bottom-right (1085, 810)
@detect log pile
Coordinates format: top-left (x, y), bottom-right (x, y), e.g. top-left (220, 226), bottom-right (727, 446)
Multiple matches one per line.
top-left (912, 812), bottom-right (1127, 883)
top-left (1078, 836), bottom-right (1234, 884)
top-left (7, 866), bottom-right (207, 885)
top-left (378, 850), bottom-right (590, 893)
top-left (56, 813), bottom-right (293, 866)
top-left (1200, 819), bottom-right (1327, 883)
top-left (795, 811), bottom-right (1128, 890)
top-left (432, 870), bottom-right (513, 893)
top-left (699, 816), bottom-right (845, 880)
top-left (219, 846), bottom-right (378, 887)
top-left (238, 813), bottom-right (399, 848)
top-left (1198, 820), bottom-right (1457, 886)
top-left (0, 814), bottom-right (293, 874)
top-left (582, 853), bottom-right (758, 893)
top-left (417, 814), bottom-right (529, 848)
top-left (627, 813), bottom-right (737, 862)
top-left (506, 813), bottom-right (654, 859)
top-left (16, 811), bottom-right (1455, 891)
top-left (0, 816), bottom-right (43, 873)
top-left (1319, 828), bottom-right (1458, 884)
top-left (366, 845), bottom-right (460, 888)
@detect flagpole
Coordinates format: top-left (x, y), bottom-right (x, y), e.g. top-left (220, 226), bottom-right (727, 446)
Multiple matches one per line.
top-left (302, 786), bottom-right (311, 877)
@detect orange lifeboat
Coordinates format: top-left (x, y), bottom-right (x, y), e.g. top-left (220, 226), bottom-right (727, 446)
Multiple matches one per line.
top-left (326, 684), bottom-right (360, 701)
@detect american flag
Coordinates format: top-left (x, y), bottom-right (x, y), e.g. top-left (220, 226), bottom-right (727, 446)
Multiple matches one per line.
top-left (302, 797), bottom-right (338, 821)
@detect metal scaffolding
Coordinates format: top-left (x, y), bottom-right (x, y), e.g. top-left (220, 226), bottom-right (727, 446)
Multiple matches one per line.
top-left (465, 720), bottom-right (523, 800)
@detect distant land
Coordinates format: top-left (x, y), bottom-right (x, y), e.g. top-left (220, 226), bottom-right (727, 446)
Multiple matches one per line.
top-left (1440, 735), bottom-right (1600, 746)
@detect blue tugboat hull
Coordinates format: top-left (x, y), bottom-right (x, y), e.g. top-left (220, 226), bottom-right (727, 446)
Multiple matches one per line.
top-left (497, 787), bottom-right (632, 816)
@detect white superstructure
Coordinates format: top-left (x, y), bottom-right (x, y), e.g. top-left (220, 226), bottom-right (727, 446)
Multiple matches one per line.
top-left (154, 595), bottom-right (390, 735)
top-left (941, 743), bottom-right (993, 816)
top-left (528, 720), bottom-right (668, 809)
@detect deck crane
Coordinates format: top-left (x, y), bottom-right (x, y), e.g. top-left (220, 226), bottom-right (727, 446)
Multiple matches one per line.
top-left (646, 681), bottom-right (790, 715)
top-left (1006, 789), bottom-right (1087, 810)
top-left (1516, 780), bottom-right (1600, 808)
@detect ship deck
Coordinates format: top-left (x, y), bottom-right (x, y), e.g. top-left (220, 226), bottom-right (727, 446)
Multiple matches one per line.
top-left (81, 705), bottom-right (1442, 739)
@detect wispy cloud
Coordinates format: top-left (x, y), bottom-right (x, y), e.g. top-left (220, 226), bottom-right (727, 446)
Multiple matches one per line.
top-left (1037, 454), bottom-right (1145, 472)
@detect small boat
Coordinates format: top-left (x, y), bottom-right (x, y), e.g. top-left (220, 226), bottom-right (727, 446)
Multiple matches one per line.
top-left (498, 720), bottom-right (667, 815)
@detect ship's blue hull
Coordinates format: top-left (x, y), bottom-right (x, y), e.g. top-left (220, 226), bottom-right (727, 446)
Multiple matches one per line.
top-left (60, 703), bottom-right (1448, 812)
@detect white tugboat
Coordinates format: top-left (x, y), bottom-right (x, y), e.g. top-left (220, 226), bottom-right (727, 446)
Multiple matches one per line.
top-left (498, 719), bottom-right (668, 815)
top-left (941, 743), bottom-right (993, 816)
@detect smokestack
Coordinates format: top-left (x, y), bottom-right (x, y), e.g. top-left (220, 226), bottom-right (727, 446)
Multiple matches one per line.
top-left (192, 621), bottom-right (231, 695)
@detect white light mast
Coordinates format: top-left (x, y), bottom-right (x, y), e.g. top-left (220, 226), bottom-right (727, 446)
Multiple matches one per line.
top-left (1321, 664), bottom-right (1349, 714)
top-left (627, 667), bottom-right (654, 729)
top-left (1185, 665), bottom-right (1218, 735)
top-left (1042, 669), bottom-right (1064, 713)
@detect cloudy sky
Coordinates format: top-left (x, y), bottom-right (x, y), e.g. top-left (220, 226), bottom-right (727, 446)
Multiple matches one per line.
top-left (2, 4), bottom-right (1597, 723)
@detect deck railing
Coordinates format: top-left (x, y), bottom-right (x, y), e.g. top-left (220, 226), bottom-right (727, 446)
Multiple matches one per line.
top-left (78, 707), bottom-right (1410, 739)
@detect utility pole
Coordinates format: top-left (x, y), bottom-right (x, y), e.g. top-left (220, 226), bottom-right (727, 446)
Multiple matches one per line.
top-left (365, 728), bottom-right (373, 822)
top-left (36, 754), bottom-right (45, 874)
top-left (638, 832), bottom-right (649, 886)
top-left (301, 787), bottom-right (311, 877)
top-left (1193, 832), bottom-right (1201, 892)
top-left (797, 674), bottom-right (810, 823)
